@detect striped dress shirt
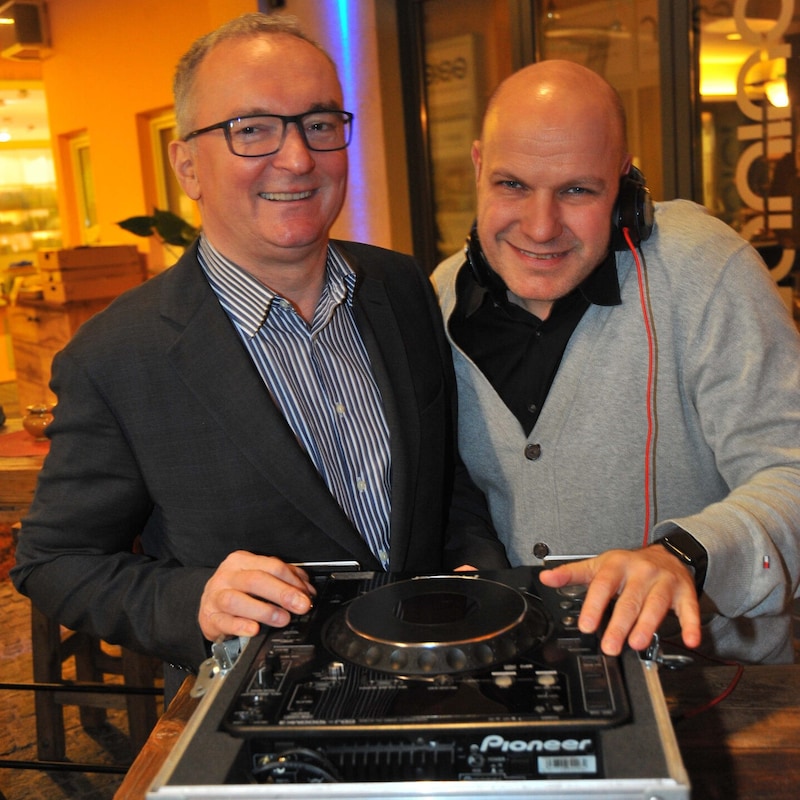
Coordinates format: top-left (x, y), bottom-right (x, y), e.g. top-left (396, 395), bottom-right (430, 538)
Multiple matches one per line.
top-left (198, 237), bottom-right (391, 568)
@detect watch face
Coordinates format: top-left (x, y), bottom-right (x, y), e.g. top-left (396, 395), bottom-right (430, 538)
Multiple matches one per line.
top-left (657, 532), bottom-right (707, 594)
top-left (668, 533), bottom-right (705, 561)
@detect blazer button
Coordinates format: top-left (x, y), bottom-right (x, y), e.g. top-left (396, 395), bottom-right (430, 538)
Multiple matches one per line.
top-left (533, 542), bottom-right (550, 559)
top-left (525, 443), bottom-right (542, 460)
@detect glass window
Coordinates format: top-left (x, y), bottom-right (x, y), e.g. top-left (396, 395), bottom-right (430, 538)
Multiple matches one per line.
top-left (0, 83), bottom-right (60, 260)
top-left (68, 132), bottom-right (99, 246)
top-left (698, 1), bottom-right (799, 313)
top-left (137, 109), bottom-right (197, 271)
top-left (421, 0), bottom-right (519, 262)
top-left (536, 0), bottom-right (663, 198)
top-left (149, 111), bottom-right (194, 224)
top-left (0, 148), bottom-right (60, 257)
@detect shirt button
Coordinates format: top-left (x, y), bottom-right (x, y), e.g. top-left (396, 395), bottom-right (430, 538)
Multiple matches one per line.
top-left (525, 443), bottom-right (542, 460)
top-left (533, 542), bottom-right (550, 559)
top-left (527, 403), bottom-right (537, 415)
top-left (356, 478), bottom-right (367, 492)
top-left (335, 402), bottom-right (346, 415)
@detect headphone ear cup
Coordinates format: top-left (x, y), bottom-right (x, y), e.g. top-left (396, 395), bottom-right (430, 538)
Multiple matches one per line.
top-left (612, 166), bottom-right (654, 250)
top-left (464, 222), bottom-right (508, 295)
top-left (465, 222), bottom-right (491, 287)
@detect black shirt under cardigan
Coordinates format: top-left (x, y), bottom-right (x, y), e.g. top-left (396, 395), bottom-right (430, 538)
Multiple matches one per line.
top-left (447, 251), bottom-right (621, 436)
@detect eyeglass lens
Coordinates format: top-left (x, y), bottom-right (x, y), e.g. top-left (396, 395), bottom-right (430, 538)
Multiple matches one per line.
top-left (228, 112), bottom-right (351, 156)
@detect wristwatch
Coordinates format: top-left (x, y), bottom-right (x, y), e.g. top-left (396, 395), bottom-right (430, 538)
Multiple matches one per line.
top-left (653, 528), bottom-right (708, 596)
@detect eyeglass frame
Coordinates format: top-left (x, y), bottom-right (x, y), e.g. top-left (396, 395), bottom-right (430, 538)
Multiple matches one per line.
top-left (181, 110), bottom-right (355, 158)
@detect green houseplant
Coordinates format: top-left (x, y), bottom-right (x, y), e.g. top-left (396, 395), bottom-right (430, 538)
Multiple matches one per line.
top-left (117, 208), bottom-right (199, 252)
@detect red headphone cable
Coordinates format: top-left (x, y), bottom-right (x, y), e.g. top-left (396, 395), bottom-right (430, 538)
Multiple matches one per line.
top-left (623, 227), bottom-right (657, 549)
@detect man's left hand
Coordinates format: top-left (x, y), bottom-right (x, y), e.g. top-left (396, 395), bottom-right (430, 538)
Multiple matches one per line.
top-left (538, 546), bottom-right (702, 655)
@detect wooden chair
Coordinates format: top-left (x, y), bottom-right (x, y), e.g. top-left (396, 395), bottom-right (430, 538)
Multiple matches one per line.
top-left (10, 522), bottom-right (163, 762)
top-left (29, 602), bottom-right (163, 761)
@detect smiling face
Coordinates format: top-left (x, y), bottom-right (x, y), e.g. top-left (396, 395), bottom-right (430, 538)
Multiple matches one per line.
top-left (169, 33), bottom-right (348, 278)
top-left (473, 61), bottom-right (631, 320)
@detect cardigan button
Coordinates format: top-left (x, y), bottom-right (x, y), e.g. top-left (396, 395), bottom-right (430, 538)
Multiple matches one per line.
top-left (533, 542), bottom-right (550, 559)
top-left (524, 443), bottom-right (542, 460)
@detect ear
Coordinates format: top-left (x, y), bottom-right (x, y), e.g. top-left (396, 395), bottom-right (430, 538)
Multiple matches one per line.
top-left (169, 139), bottom-right (201, 201)
top-left (471, 140), bottom-right (482, 182)
top-left (620, 153), bottom-right (633, 177)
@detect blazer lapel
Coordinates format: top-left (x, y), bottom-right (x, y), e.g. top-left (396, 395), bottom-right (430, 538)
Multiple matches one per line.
top-left (158, 251), bottom-right (379, 567)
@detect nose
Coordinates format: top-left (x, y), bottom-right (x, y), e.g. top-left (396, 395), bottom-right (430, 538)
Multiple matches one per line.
top-left (271, 121), bottom-right (315, 172)
top-left (521, 193), bottom-right (563, 243)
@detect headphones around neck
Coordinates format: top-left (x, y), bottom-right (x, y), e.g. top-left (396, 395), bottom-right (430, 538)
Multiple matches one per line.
top-left (465, 166), bottom-right (655, 288)
top-left (465, 222), bottom-right (501, 291)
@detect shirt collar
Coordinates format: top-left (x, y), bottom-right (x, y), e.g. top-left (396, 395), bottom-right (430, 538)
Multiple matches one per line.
top-left (458, 247), bottom-right (621, 319)
top-left (198, 236), bottom-right (357, 338)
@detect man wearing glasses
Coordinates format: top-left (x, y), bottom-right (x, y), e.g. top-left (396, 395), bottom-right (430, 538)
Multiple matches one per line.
top-left (12, 13), bottom-right (508, 703)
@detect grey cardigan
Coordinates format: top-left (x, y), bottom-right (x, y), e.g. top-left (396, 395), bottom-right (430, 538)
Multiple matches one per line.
top-left (434, 199), bottom-right (800, 664)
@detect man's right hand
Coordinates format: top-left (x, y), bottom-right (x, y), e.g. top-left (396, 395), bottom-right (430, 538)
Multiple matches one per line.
top-left (198, 551), bottom-right (316, 641)
top-left (539, 546), bottom-right (702, 656)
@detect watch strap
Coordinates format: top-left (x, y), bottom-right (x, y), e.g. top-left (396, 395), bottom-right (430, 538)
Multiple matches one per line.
top-left (653, 528), bottom-right (708, 596)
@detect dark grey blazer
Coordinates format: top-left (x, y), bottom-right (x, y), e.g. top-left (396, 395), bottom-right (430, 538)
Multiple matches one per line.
top-left (12, 240), bottom-right (507, 672)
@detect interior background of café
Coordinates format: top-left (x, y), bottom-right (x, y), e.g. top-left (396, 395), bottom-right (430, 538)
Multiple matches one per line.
top-left (0, 1), bottom-right (798, 798)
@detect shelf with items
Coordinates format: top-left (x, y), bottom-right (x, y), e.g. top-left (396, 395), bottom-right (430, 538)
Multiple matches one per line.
top-left (0, 183), bottom-right (62, 257)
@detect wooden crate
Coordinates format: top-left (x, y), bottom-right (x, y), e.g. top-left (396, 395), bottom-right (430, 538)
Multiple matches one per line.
top-left (38, 245), bottom-right (140, 271)
top-left (8, 298), bottom-right (115, 409)
top-left (42, 271), bottom-right (142, 304)
top-left (36, 245), bottom-right (144, 304)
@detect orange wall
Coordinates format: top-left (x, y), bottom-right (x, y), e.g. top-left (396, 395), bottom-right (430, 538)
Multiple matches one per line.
top-left (0, 58), bottom-right (41, 82)
top-left (40, 0), bottom-right (412, 263)
top-left (42, 0), bottom-right (256, 255)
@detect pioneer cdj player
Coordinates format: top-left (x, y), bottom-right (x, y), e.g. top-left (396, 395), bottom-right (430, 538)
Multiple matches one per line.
top-left (147, 566), bottom-right (690, 799)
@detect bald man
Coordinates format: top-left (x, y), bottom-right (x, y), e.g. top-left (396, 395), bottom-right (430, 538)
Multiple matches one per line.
top-left (433, 60), bottom-right (800, 666)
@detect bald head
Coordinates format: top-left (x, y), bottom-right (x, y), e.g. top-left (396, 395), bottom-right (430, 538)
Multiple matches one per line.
top-left (483, 60), bottom-right (628, 161)
top-left (470, 60), bottom-right (633, 320)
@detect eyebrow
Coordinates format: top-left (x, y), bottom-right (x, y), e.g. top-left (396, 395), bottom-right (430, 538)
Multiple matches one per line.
top-left (232, 101), bottom-right (345, 117)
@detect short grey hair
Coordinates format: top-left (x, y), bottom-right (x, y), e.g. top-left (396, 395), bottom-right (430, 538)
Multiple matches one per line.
top-left (173, 12), bottom-right (337, 136)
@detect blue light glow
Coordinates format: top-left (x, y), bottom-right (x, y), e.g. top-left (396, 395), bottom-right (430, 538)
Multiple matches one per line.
top-left (324, 0), bottom-right (370, 241)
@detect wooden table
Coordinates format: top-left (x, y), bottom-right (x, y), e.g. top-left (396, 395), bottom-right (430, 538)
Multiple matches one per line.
top-left (117, 663), bottom-right (800, 799)
top-left (660, 663), bottom-right (800, 799)
top-left (0, 418), bottom-right (47, 524)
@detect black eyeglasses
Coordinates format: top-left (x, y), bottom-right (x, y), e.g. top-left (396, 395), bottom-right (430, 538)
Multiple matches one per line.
top-left (182, 110), bottom-right (354, 157)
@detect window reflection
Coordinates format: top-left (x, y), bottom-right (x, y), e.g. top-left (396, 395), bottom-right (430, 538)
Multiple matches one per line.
top-left (422, 0), bottom-right (515, 262)
top-left (537, 0), bottom-right (663, 200)
top-left (698, 1), bottom-right (799, 312)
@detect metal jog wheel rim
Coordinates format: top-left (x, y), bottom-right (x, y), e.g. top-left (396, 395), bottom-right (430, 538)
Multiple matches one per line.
top-left (324, 575), bottom-right (550, 677)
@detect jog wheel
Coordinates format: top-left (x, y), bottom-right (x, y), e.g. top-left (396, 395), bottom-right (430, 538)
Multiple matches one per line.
top-left (324, 574), bottom-right (550, 676)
